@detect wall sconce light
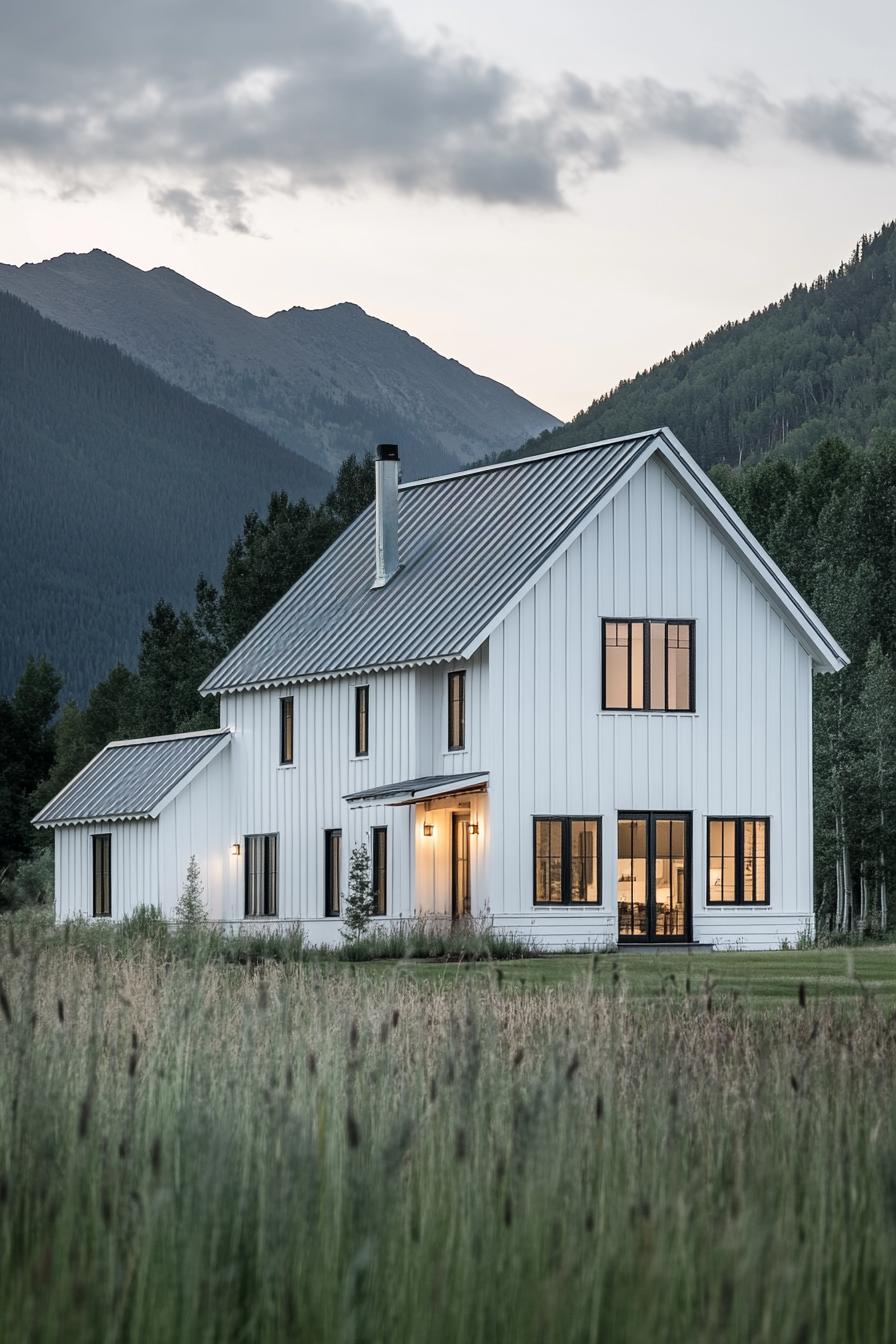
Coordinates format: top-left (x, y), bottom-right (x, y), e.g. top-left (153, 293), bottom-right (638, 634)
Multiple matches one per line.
top-left (467, 823), bottom-right (479, 836)
top-left (231, 842), bottom-right (241, 856)
top-left (423, 822), bottom-right (434, 838)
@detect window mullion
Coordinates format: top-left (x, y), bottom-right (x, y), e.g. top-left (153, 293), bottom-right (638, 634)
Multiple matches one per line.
top-left (644, 622), bottom-right (651, 711)
top-left (562, 818), bottom-right (571, 905)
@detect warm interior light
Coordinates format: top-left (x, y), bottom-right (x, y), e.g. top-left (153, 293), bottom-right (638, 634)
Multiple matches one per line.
top-left (231, 842), bottom-right (241, 856)
top-left (468, 823), bottom-right (479, 836)
top-left (423, 822), bottom-right (434, 837)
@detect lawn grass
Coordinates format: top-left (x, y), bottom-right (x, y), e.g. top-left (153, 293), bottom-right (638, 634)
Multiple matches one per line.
top-left (354, 944), bottom-right (896, 1005)
top-left (1, 930), bottom-right (895, 1342)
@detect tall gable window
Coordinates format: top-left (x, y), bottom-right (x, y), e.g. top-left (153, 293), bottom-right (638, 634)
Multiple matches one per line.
top-left (92, 833), bottom-right (111, 917)
top-left (371, 827), bottom-right (387, 916)
top-left (355, 685), bottom-right (369, 757)
top-left (325, 829), bottom-right (342, 917)
top-left (280, 696), bottom-right (295, 765)
top-left (707, 818), bottom-right (769, 904)
top-left (448, 671), bottom-right (466, 751)
top-left (533, 818), bottom-right (601, 905)
top-left (603, 620), bottom-right (694, 712)
top-left (245, 834), bottom-right (278, 917)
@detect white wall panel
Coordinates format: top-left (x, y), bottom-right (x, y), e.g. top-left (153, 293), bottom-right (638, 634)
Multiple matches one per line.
top-left (487, 454), bottom-right (816, 950)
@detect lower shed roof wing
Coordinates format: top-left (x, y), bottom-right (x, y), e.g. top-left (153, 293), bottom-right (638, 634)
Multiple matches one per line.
top-left (33, 729), bottom-right (230, 827)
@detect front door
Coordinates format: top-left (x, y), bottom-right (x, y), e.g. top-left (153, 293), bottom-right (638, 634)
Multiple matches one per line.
top-left (617, 813), bottom-right (691, 942)
top-left (451, 813), bottom-right (471, 919)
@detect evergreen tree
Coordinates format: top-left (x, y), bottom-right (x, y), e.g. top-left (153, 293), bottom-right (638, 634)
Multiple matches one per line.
top-left (342, 844), bottom-right (374, 942)
top-left (0, 658), bottom-right (62, 869)
top-left (174, 855), bottom-right (207, 926)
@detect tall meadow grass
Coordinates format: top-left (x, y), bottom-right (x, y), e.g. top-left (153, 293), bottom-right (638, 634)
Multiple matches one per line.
top-left (0, 930), bottom-right (894, 1342)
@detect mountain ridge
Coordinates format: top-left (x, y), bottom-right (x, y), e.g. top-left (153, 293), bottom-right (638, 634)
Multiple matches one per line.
top-left (0, 250), bottom-right (559, 479)
top-left (0, 290), bottom-right (331, 700)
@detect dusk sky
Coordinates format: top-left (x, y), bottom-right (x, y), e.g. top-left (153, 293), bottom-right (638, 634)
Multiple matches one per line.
top-left (2, 0), bottom-right (896, 418)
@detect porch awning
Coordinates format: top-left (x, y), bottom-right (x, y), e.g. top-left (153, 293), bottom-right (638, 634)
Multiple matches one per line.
top-left (344, 772), bottom-right (488, 807)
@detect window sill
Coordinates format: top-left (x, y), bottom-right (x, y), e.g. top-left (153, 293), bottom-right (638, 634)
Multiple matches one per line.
top-left (277, 763), bottom-right (296, 771)
top-left (599, 710), bottom-right (698, 717)
top-left (532, 905), bottom-right (603, 911)
top-left (443, 748), bottom-right (467, 757)
top-left (702, 904), bottom-right (772, 911)
top-left (349, 756), bottom-right (370, 764)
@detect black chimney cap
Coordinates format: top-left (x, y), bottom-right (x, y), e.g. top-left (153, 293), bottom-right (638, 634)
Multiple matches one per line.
top-left (376, 443), bottom-right (399, 461)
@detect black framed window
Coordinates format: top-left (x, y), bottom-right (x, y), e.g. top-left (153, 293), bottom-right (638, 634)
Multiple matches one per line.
top-left (371, 827), bottom-right (387, 916)
top-left (245, 833), bottom-right (278, 917)
top-left (602, 620), bottom-right (694, 712)
top-left (280, 695), bottom-right (295, 765)
top-left (448, 670), bottom-right (466, 751)
top-left (92, 833), bottom-right (111, 917)
top-left (533, 817), bottom-right (601, 905)
top-left (707, 818), bottom-right (769, 904)
top-left (355, 685), bottom-right (369, 757)
top-left (325, 829), bottom-right (342, 917)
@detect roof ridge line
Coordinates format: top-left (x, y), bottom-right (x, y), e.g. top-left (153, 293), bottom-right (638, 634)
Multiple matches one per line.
top-left (398, 429), bottom-right (664, 490)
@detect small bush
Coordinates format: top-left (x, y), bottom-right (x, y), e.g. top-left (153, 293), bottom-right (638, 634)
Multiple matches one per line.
top-left (121, 904), bottom-right (169, 944)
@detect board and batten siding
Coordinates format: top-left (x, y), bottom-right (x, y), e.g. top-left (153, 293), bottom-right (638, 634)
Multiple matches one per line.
top-left (55, 820), bottom-right (159, 922)
top-left (53, 745), bottom-right (231, 922)
top-left (486, 453), bottom-right (815, 950)
top-left (219, 668), bottom-right (417, 939)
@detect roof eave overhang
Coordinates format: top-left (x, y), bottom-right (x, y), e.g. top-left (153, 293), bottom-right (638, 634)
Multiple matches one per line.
top-left (202, 654), bottom-right (468, 698)
top-left (33, 812), bottom-right (153, 830)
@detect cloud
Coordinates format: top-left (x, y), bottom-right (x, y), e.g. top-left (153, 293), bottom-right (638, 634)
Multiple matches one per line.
top-left (0, 0), bottom-right (893, 229)
top-left (784, 95), bottom-right (894, 162)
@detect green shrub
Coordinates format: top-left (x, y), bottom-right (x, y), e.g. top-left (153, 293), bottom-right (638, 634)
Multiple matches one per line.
top-left (121, 903), bottom-right (169, 944)
top-left (0, 847), bottom-right (54, 912)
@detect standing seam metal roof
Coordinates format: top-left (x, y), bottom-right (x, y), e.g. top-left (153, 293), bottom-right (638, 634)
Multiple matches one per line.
top-left (200, 432), bottom-right (657, 693)
top-left (33, 730), bottom-right (230, 826)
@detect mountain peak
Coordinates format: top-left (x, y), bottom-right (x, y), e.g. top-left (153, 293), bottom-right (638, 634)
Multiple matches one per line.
top-left (0, 250), bottom-right (558, 478)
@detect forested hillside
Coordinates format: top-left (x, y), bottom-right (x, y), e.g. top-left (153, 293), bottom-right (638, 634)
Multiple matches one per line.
top-left (515, 221), bottom-right (896, 468)
top-left (0, 292), bottom-right (330, 699)
top-left (713, 435), bottom-right (896, 934)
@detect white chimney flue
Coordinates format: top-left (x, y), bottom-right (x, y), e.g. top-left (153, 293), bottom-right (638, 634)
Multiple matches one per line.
top-left (372, 443), bottom-right (400, 588)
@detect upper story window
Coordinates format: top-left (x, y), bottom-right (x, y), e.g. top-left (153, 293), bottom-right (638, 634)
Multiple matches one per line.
top-left (533, 817), bottom-right (601, 905)
top-left (448, 670), bottom-right (466, 751)
top-left (355, 685), bottom-right (369, 757)
top-left (602, 620), bottom-right (694, 712)
top-left (92, 833), bottom-right (111, 917)
top-left (707, 818), bottom-right (769, 904)
top-left (280, 695), bottom-right (294, 765)
top-left (245, 833), bottom-right (278, 918)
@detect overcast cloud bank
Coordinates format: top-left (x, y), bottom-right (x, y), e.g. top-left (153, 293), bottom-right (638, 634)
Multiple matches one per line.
top-left (2, 0), bottom-right (894, 231)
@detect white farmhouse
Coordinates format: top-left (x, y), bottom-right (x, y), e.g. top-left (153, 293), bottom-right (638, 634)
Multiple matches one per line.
top-left (35, 430), bottom-right (848, 949)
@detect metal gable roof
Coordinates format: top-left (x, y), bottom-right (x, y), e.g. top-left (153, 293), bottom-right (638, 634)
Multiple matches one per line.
top-left (199, 425), bottom-right (848, 695)
top-left (200, 431), bottom-right (657, 694)
top-left (33, 729), bottom-right (230, 827)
